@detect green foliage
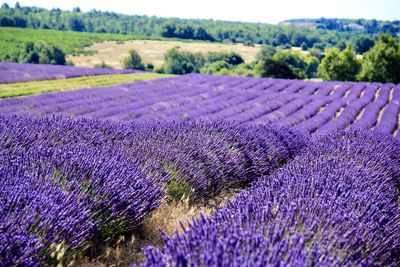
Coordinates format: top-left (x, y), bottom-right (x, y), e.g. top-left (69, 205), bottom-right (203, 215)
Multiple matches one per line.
top-left (336, 40), bottom-right (347, 51)
top-left (0, 27), bottom-right (147, 60)
top-left (0, 4), bottom-right (389, 48)
top-left (317, 45), bottom-right (361, 81)
top-left (201, 61), bottom-right (256, 77)
top-left (308, 48), bottom-right (323, 60)
top-left (355, 35), bottom-right (375, 54)
top-left (4, 41), bottom-right (66, 65)
top-left (201, 60), bottom-right (231, 74)
top-left (256, 45), bottom-right (277, 61)
top-left (164, 163), bottom-right (193, 201)
top-left (52, 168), bottom-right (67, 188)
top-left (206, 51), bottom-right (244, 65)
top-left (123, 49), bottom-right (145, 70)
top-left (272, 50), bottom-right (309, 79)
top-left (257, 58), bottom-right (299, 79)
top-left (163, 47), bottom-right (205, 75)
top-left (285, 18), bottom-right (400, 36)
top-left (312, 42), bottom-right (326, 51)
top-left (290, 32), bottom-right (310, 47)
top-left (161, 23), bottom-right (214, 41)
top-left (358, 34), bottom-right (400, 83)
top-left (305, 56), bottom-right (321, 78)
top-left (146, 63), bottom-right (154, 71)
top-left (300, 42), bottom-right (308, 51)
top-left (68, 16), bottom-right (85, 32)
top-left (228, 63), bottom-right (257, 77)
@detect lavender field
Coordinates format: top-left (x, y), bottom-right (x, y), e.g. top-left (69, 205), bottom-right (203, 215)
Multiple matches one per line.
top-left (1, 68), bottom-right (400, 266)
top-left (0, 74), bottom-right (399, 138)
top-left (0, 62), bottom-right (139, 84)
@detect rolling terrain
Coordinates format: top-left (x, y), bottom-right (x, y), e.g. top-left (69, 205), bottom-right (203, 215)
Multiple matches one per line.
top-left (0, 62), bottom-right (399, 266)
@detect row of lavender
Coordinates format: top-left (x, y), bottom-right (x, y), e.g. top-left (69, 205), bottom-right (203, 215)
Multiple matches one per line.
top-left (0, 74), bottom-right (398, 138)
top-left (0, 116), bottom-right (305, 266)
top-left (0, 62), bottom-right (139, 84)
top-left (140, 130), bottom-right (400, 266)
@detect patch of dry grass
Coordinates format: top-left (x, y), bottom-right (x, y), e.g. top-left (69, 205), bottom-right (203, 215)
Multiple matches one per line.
top-left (70, 189), bottom-right (239, 267)
top-left (0, 73), bottom-right (170, 98)
top-left (68, 40), bottom-right (262, 69)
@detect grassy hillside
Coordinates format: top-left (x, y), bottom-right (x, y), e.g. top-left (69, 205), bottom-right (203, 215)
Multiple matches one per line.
top-left (0, 27), bottom-right (153, 59)
top-left (0, 27), bottom-right (262, 69)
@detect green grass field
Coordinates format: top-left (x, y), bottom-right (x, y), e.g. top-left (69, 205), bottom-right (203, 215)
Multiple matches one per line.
top-left (0, 73), bottom-right (170, 98)
top-left (0, 27), bottom-right (220, 60)
top-left (0, 27), bottom-right (152, 59)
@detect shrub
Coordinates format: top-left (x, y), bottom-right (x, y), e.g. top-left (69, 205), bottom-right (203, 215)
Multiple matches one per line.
top-left (123, 49), bottom-right (145, 70)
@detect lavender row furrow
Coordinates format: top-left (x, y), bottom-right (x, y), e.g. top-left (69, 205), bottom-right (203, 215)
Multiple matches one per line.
top-left (139, 130), bottom-right (400, 266)
top-left (0, 74), bottom-right (399, 136)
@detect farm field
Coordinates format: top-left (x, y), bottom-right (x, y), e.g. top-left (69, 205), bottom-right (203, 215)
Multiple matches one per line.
top-left (1, 73), bottom-right (399, 138)
top-left (0, 63), bottom-right (399, 266)
top-left (68, 40), bottom-right (262, 69)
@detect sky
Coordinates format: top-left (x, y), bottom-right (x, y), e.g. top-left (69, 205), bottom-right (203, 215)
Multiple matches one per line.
top-left (2, 0), bottom-right (399, 24)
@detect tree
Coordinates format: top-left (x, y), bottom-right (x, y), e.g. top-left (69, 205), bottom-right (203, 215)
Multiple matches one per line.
top-left (20, 42), bottom-right (39, 63)
top-left (358, 34), bottom-right (400, 83)
top-left (14, 42), bottom-right (66, 65)
top-left (36, 43), bottom-right (65, 65)
top-left (175, 25), bottom-right (195, 39)
top-left (305, 56), bottom-right (320, 78)
top-left (163, 47), bottom-right (204, 75)
top-left (318, 45), bottom-right (361, 81)
top-left (160, 22), bottom-right (176, 38)
top-left (273, 50), bottom-right (309, 79)
top-left (68, 16), bottom-right (85, 32)
top-left (123, 49), bottom-right (145, 70)
top-left (336, 40), bottom-right (347, 51)
top-left (257, 58), bottom-right (299, 79)
top-left (206, 52), bottom-right (244, 65)
top-left (256, 45), bottom-right (277, 61)
top-left (355, 36), bottom-right (375, 54)
top-left (201, 60), bottom-right (231, 74)
top-left (194, 27), bottom-right (214, 41)
top-left (274, 33), bottom-right (290, 46)
top-left (291, 32), bottom-right (308, 47)
top-left (308, 48), bottom-right (323, 60)
top-left (0, 16), bottom-right (14, 26)
top-left (13, 16), bottom-right (27, 27)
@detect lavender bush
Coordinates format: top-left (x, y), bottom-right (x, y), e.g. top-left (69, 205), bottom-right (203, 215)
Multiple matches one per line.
top-left (0, 74), bottom-right (398, 138)
top-left (0, 116), bottom-right (308, 265)
top-left (140, 130), bottom-right (400, 266)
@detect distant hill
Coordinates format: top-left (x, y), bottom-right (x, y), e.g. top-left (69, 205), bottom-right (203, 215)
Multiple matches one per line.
top-left (1, 3), bottom-right (400, 66)
top-left (282, 18), bottom-right (400, 35)
top-left (1, 3), bottom-right (398, 50)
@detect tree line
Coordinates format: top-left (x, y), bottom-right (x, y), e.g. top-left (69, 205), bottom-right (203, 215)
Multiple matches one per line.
top-left (122, 34), bottom-right (400, 83)
top-left (4, 32), bottom-right (399, 83)
top-left (283, 18), bottom-right (400, 35)
top-left (1, 3), bottom-right (398, 52)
